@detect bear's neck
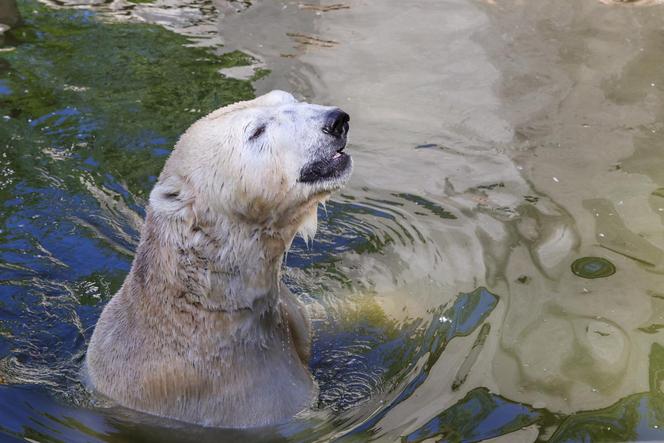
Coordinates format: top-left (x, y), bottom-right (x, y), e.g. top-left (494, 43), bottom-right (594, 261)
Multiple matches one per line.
top-left (131, 209), bottom-right (294, 314)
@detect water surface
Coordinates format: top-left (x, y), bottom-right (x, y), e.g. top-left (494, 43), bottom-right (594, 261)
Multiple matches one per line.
top-left (1, 0), bottom-right (664, 441)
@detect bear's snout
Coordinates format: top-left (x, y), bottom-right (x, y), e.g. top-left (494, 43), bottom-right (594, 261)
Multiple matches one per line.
top-left (322, 109), bottom-right (350, 138)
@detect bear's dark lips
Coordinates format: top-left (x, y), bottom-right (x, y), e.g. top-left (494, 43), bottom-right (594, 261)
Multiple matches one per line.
top-left (298, 143), bottom-right (351, 184)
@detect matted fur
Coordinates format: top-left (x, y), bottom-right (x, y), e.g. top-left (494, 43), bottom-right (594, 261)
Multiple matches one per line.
top-left (85, 91), bottom-right (352, 427)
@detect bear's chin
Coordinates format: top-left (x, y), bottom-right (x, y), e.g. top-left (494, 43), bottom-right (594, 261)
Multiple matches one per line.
top-left (298, 151), bottom-right (352, 185)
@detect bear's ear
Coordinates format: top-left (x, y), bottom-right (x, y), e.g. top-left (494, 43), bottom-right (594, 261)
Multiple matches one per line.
top-left (149, 174), bottom-right (195, 218)
top-left (253, 90), bottom-right (297, 107)
top-left (206, 90), bottom-right (297, 120)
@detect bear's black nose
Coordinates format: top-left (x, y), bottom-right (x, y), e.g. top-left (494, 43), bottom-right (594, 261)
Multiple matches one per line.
top-left (323, 109), bottom-right (350, 138)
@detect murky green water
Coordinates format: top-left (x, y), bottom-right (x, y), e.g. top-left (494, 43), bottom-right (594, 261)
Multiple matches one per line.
top-left (2, 0), bottom-right (664, 441)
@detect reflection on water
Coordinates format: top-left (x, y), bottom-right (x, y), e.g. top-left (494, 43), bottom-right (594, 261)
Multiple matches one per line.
top-left (1, 0), bottom-right (664, 441)
top-left (547, 343), bottom-right (664, 442)
top-left (337, 288), bottom-right (499, 441)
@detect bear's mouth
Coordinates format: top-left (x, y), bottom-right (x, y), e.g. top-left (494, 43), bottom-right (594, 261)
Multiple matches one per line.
top-left (298, 144), bottom-right (352, 184)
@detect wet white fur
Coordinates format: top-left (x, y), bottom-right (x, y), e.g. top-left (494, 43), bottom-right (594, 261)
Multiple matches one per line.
top-left (85, 91), bottom-right (351, 427)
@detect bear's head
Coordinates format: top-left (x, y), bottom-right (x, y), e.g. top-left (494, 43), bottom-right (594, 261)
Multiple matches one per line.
top-left (150, 90), bottom-right (352, 241)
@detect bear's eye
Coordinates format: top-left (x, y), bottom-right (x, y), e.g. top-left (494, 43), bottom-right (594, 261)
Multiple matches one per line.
top-left (249, 124), bottom-right (266, 141)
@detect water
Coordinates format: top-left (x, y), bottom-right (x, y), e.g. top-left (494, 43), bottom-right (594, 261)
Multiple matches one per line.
top-left (1, 0), bottom-right (664, 441)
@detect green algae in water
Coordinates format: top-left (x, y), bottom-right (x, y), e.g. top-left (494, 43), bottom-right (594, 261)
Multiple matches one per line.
top-left (571, 256), bottom-right (616, 279)
top-left (0, 0), bottom-right (257, 198)
top-left (218, 49), bottom-right (257, 69)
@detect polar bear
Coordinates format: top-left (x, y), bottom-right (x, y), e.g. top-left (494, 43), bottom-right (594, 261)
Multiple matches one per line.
top-left (85, 91), bottom-right (352, 428)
